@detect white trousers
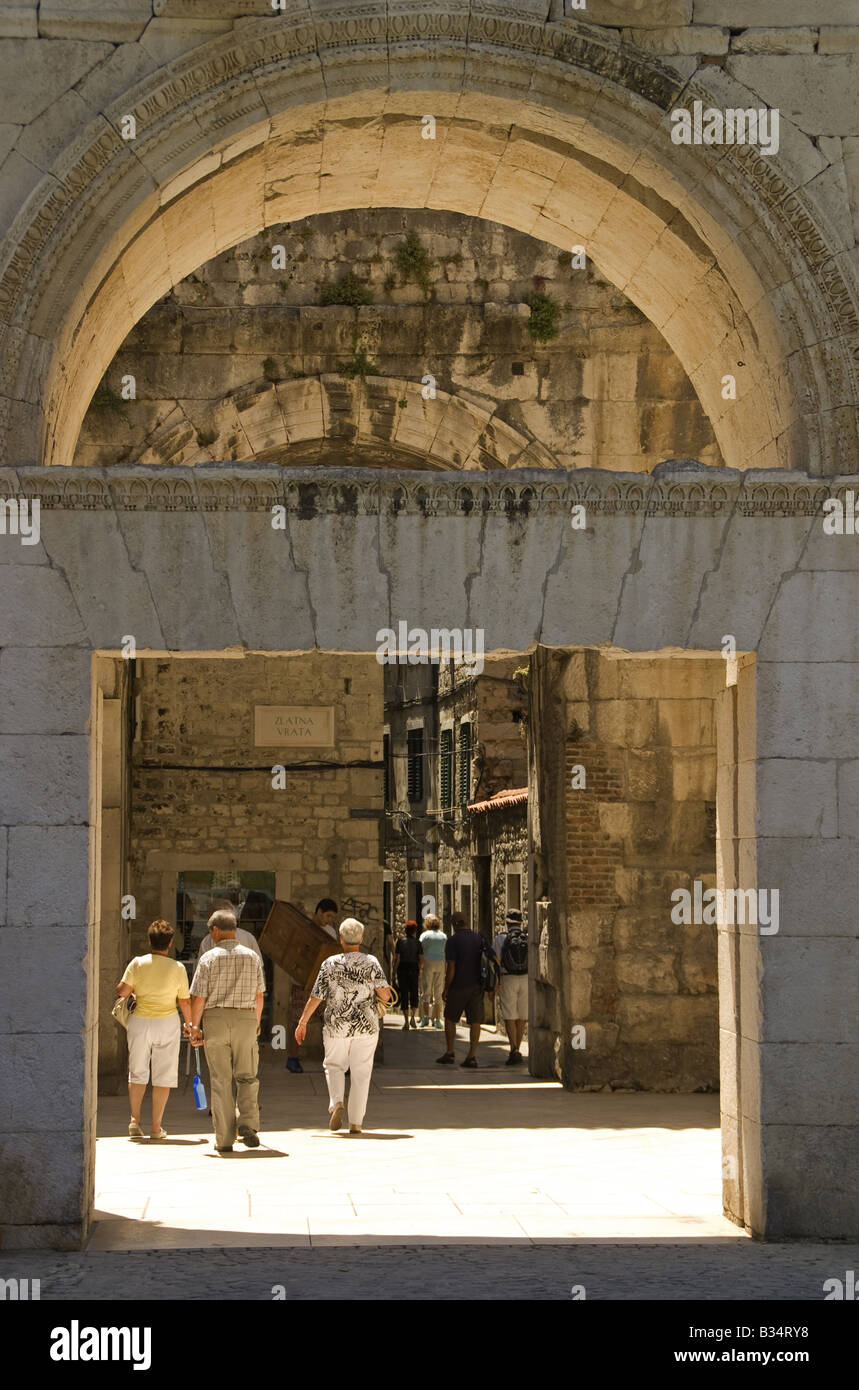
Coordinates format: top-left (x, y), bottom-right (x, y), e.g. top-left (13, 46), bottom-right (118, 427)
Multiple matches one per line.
top-left (322, 1030), bottom-right (378, 1127)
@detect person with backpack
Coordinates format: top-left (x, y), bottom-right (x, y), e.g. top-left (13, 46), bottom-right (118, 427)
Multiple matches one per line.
top-left (436, 911), bottom-right (499, 1069)
top-left (492, 908), bottom-right (529, 1066)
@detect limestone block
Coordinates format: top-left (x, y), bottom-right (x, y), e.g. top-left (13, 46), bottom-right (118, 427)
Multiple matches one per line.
top-left (697, 0), bottom-right (855, 19)
top-left (0, 39), bottom-right (111, 123)
top-left (0, 566), bottom-right (88, 646)
top-left (615, 951), bottom-right (678, 994)
top-left (618, 994), bottom-right (713, 1044)
top-left (726, 55), bottom-right (859, 137)
top-left (655, 697), bottom-right (714, 748)
top-left (689, 511), bottom-right (811, 656)
top-left (748, 1041), bottom-right (859, 1125)
top-left (7, 827), bottom-right (89, 927)
top-left (756, 759), bottom-right (837, 839)
top-left (564, 0), bottom-right (691, 21)
top-left (289, 512), bottom-right (390, 653)
top-left (202, 510), bottom-right (316, 650)
top-left (72, 41), bottom-right (160, 118)
top-left (621, 24), bottom-right (728, 53)
top-left (761, 569), bottom-right (859, 661)
top-left (755, 836), bottom-right (859, 938)
top-left (0, 648), bottom-right (90, 735)
top-left (37, 510), bottom-right (164, 651)
top-left (0, 1035), bottom-right (85, 1129)
top-left (731, 28), bottom-right (817, 54)
top-left (0, 736), bottom-right (89, 826)
top-left (758, 937), bottom-right (859, 1042)
top-left (0, 1126), bottom-right (87, 1226)
top-left (0, 827), bottom-right (6, 925)
top-left (820, 27), bottom-right (859, 53)
top-left (837, 762), bottom-right (859, 838)
top-left (139, 17), bottom-right (233, 62)
top-left (613, 516), bottom-right (731, 652)
top-left (753, 661), bottom-right (859, 760)
top-left (14, 88), bottom-right (92, 174)
top-left (756, 1124), bottom-right (859, 1238)
top-left (40, 0), bottom-right (152, 40)
top-left (543, 515), bottom-right (645, 650)
top-left (0, 150), bottom-right (44, 239)
top-left (0, 6), bottom-right (38, 38)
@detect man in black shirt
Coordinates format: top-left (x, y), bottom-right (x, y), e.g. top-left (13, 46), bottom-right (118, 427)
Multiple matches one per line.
top-left (436, 911), bottom-right (495, 1068)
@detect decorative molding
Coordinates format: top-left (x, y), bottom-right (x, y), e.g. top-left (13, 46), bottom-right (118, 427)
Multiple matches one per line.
top-left (2, 464), bottom-right (841, 518)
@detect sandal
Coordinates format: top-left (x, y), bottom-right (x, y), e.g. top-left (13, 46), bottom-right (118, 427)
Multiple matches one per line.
top-left (128, 1120), bottom-right (143, 1139)
top-left (149, 1128), bottom-right (167, 1140)
top-left (461, 1057), bottom-right (478, 1068)
top-left (435, 1053), bottom-right (455, 1064)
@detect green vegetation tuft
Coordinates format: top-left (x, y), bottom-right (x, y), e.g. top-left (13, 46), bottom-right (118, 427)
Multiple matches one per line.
top-left (336, 347), bottom-right (379, 381)
top-left (319, 273), bottom-right (374, 306)
top-left (394, 232), bottom-right (433, 298)
top-left (525, 291), bottom-right (560, 342)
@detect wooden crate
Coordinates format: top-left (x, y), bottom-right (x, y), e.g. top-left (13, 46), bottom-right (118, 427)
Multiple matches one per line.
top-left (258, 900), bottom-right (340, 992)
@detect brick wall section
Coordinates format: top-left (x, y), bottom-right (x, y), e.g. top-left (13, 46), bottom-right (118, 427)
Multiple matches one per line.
top-left (565, 744), bottom-right (624, 910)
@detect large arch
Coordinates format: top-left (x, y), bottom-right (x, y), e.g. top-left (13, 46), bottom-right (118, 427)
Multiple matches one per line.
top-left (1, 6), bottom-right (857, 474)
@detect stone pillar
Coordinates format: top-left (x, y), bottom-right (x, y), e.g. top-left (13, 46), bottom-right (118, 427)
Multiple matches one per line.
top-left (0, 579), bottom-right (93, 1248)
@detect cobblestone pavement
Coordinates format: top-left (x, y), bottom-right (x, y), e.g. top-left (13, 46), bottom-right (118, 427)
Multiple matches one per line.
top-left (5, 1242), bottom-right (859, 1301)
top-left (3, 1023), bottom-right (854, 1300)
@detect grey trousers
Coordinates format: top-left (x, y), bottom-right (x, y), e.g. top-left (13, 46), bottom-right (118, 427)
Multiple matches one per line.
top-left (202, 1007), bottom-right (260, 1148)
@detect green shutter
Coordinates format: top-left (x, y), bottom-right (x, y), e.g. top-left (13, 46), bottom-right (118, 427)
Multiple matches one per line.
top-left (458, 721), bottom-right (471, 806)
top-left (440, 728), bottom-right (453, 809)
top-left (407, 728), bottom-right (424, 803)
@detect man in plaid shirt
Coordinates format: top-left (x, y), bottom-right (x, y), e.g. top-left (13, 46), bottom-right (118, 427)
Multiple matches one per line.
top-left (188, 910), bottom-right (266, 1152)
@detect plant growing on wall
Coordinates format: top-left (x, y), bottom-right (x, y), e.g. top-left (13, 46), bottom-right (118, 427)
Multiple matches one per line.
top-left (319, 273), bottom-right (374, 306)
top-left (262, 357), bottom-right (279, 381)
top-left (336, 345), bottom-right (379, 381)
top-left (394, 231), bottom-right (434, 300)
top-left (525, 292), bottom-right (560, 342)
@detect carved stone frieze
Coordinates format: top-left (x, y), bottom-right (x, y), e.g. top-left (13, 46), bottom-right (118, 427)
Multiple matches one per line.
top-left (3, 464), bottom-right (849, 519)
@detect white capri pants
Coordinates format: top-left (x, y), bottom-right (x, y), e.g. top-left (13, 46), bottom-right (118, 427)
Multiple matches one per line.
top-left (322, 1030), bottom-right (379, 1127)
top-left (127, 1014), bottom-right (182, 1086)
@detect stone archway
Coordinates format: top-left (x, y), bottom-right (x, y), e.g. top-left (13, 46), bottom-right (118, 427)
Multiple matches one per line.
top-left (1, 6), bottom-right (857, 474)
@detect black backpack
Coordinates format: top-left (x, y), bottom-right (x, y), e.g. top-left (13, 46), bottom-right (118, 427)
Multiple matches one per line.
top-left (500, 928), bottom-right (528, 976)
top-left (478, 937), bottom-right (501, 993)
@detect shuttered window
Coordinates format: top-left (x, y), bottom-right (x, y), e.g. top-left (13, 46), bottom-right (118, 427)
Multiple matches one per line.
top-left (458, 721), bottom-right (471, 806)
top-left (407, 727), bottom-right (424, 803)
top-left (439, 728), bottom-right (453, 809)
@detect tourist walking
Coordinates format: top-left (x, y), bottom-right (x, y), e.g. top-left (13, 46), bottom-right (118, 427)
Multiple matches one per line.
top-left (436, 911), bottom-right (498, 1068)
top-left (418, 913), bottom-right (447, 1028)
top-left (187, 909), bottom-right (266, 1153)
top-left (116, 919), bottom-right (194, 1140)
top-left (286, 897), bottom-right (339, 1073)
top-left (394, 919), bottom-right (422, 1029)
top-left (295, 917), bottom-right (391, 1134)
top-left (492, 908), bottom-right (529, 1065)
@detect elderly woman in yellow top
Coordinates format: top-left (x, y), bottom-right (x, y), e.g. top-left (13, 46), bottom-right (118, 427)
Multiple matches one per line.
top-left (116, 919), bottom-right (193, 1140)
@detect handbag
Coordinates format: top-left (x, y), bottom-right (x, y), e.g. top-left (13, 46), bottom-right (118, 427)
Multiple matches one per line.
top-left (111, 992), bottom-right (137, 1029)
top-left (376, 984), bottom-right (399, 1019)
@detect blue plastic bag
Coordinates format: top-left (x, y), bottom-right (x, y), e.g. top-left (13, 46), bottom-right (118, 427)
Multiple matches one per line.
top-left (193, 1047), bottom-right (207, 1111)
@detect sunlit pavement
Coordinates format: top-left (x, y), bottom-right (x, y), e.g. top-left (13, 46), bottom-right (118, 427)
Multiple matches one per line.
top-left (6, 1020), bottom-right (858, 1298)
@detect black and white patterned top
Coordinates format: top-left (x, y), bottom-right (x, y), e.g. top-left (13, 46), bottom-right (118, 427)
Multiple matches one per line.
top-left (311, 952), bottom-right (388, 1036)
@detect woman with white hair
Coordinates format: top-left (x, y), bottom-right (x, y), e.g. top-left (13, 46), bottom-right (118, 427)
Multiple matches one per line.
top-left (294, 917), bottom-right (391, 1134)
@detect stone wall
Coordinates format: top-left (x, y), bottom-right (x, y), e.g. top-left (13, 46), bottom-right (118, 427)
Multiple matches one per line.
top-left (126, 652), bottom-right (384, 1047)
top-left (74, 210), bottom-right (721, 476)
top-left (543, 650), bottom-right (722, 1091)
